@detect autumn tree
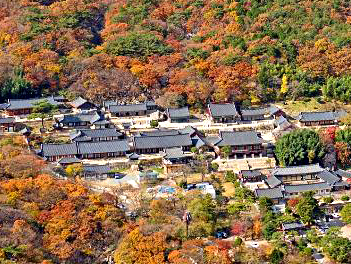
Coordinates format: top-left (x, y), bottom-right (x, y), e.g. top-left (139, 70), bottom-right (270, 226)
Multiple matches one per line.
top-left (114, 228), bottom-right (167, 264)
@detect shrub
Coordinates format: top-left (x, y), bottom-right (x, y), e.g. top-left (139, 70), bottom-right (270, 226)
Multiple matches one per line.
top-left (323, 196), bottom-right (334, 204)
top-left (150, 120), bottom-right (159, 128)
top-left (234, 237), bottom-right (243, 246)
top-left (341, 195), bottom-right (350, 201)
top-left (211, 163), bottom-right (219, 172)
top-left (224, 170), bottom-right (237, 183)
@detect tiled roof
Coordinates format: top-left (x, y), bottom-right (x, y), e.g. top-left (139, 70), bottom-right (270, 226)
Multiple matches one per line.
top-left (241, 170), bottom-right (262, 178)
top-left (282, 222), bottom-right (304, 230)
top-left (127, 153), bottom-right (140, 159)
top-left (297, 111), bottom-right (346, 122)
top-left (78, 140), bottom-right (130, 154)
top-left (138, 129), bottom-right (180, 137)
top-left (268, 105), bottom-right (281, 115)
top-left (255, 187), bottom-right (284, 199)
top-left (108, 103), bottom-right (147, 113)
top-left (0, 117), bottom-right (15, 124)
top-left (205, 136), bottom-right (222, 145)
top-left (335, 169), bottom-right (351, 179)
top-left (58, 112), bottom-right (102, 124)
top-left (42, 143), bottom-right (78, 157)
top-left (241, 108), bottom-right (266, 116)
top-left (215, 131), bottom-right (263, 146)
top-left (317, 170), bottom-right (340, 185)
top-left (42, 140), bottom-right (129, 156)
top-left (167, 107), bottom-right (190, 119)
top-left (192, 135), bottom-right (207, 148)
top-left (274, 116), bottom-right (287, 126)
top-left (134, 133), bottom-right (192, 149)
top-left (71, 97), bottom-right (88, 108)
top-left (179, 126), bottom-right (197, 135)
top-left (83, 165), bottom-right (112, 174)
top-left (70, 128), bottom-right (123, 141)
top-left (161, 147), bottom-right (186, 159)
top-left (6, 97), bottom-right (61, 110)
top-left (333, 181), bottom-right (350, 187)
top-left (208, 103), bottom-right (238, 117)
top-left (284, 182), bottom-right (331, 193)
top-left (265, 175), bottom-right (282, 188)
top-left (272, 164), bottom-right (324, 177)
top-left (0, 103), bottom-right (9, 110)
top-left (57, 157), bottom-right (81, 164)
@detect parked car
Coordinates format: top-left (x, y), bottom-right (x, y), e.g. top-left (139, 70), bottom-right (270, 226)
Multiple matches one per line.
top-left (215, 229), bottom-right (229, 239)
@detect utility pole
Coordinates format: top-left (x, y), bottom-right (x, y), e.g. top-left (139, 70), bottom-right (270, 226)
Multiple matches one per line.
top-left (183, 211), bottom-right (192, 238)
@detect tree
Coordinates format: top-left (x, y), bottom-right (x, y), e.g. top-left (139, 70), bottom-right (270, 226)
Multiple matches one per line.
top-left (258, 197), bottom-right (273, 212)
top-left (335, 128), bottom-right (351, 143)
top-left (28, 100), bottom-right (58, 128)
top-left (306, 228), bottom-right (319, 244)
top-left (114, 228), bottom-right (167, 264)
top-left (335, 142), bottom-right (351, 168)
top-left (321, 233), bottom-right (351, 263)
top-left (221, 146), bottom-right (232, 159)
top-left (340, 203), bottom-right (351, 224)
top-left (296, 191), bottom-right (320, 225)
top-left (227, 202), bottom-right (247, 216)
top-left (322, 196), bottom-right (333, 204)
top-left (270, 248), bottom-right (284, 264)
top-left (65, 164), bottom-right (83, 178)
top-left (150, 120), bottom-right (159, 128)
top-left (275, 129), bottom-right (325, 166)
top-left (187, 194), bottom-right (216, 224)
top-left (263, 222), bottom-right (277, 240)
top-left (105, 33), bottom-right (173, 58)
top-left (280, 74), bottom-right (288, 95)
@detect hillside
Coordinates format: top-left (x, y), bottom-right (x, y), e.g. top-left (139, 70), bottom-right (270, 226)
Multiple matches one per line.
top-left (1, 0), bottom-right (351, 107)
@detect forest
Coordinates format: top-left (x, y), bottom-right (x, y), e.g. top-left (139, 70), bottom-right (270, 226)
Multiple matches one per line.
top-left (1, 0), bottom-right (351, 107)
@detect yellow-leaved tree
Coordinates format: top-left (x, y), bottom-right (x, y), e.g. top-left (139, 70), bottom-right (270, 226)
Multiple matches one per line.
top-left (114, 228), bottom-right (166, 264)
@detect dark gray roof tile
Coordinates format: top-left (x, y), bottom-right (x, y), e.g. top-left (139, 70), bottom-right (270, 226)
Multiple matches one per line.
top-left (241, 108), bottom-right (266, 116)
top-left (161, 147), bottom-right (186, 159)
top-left (42, 143), bottom-right (78, 157)
top-left (134, 134), bottom-right (192, 149)
top-left (282, 222), bottom-right (304, 230)
top-left (71, 97), bottom-right (88, 108)
top-left (297, 111), bottom-right (346, 122)
top-left (215, 131), bottom-right (263, 146)
top-left (7, 97), bottom-right (61, 110)
top-left (139, 129), bottom-right (180, 137)
top-left (57, 157), bottom-right (81, 164)
top-left (317, 170), bottom-right (340, 185)
top-left (284, 182), bottom-right (331, 193)
top-left (0, 117), bottom-right (15, 124)
top-left (255, 187), bottom-right (284, 199)
top-left (208, 103), bottom-right (238, 117)
top-left (70, 128), bottom-right (122, 141)
top-left (167, 107), bottom-right (190, 119)
top-left (241, 170), bottom-right (262, 178)
top-left (265, 175), bottom-right (282, 188)
top-left (83, 165), bottom-right (112, 174)
top-left (58, 112), bottom-right (102, 124)
top-left (109, 103), bottom-right (147, 113)
top-left (78, 140), bottom-right (130, 154)
top-left (335, 169), bottom-right (351, 179)
top-left (272, 164), bottom-right (324, 177)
